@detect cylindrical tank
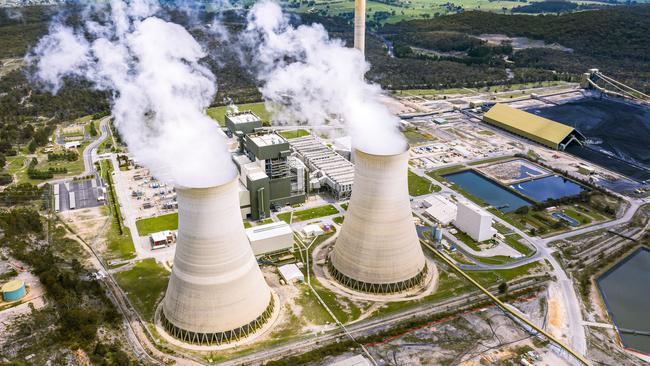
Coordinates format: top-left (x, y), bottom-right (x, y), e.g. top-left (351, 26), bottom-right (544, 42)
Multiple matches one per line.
top-left (2, 280), bottom-right (26, 301)
top-left (329, 148), bottom-right (428, 294)
top-left (162, 178), bottom-right (273, 345)
top-left (354, 0), bottom-right (366, 56)
top-left (435, 224), bottom-right (443, 242)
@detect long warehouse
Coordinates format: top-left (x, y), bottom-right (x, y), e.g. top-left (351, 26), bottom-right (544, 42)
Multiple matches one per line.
top-left (483, 103), bottom-right (585, 150)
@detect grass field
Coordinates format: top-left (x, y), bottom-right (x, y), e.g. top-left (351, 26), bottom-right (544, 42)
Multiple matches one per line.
top-left (293, 0), bottom-right (553, 24)
top-left (504, 234), bottom-right (534, 256)
top-left (453, 228), bottom-right (482, 251)
top-left (279, 129), bottom-right (310, 139)
top-left (467, 261), bottom-right (544, 287)
top-left (105, 212), bottom-right (136, 261)
top-left (277, 204), bottom-right (339, 223)
top-left (393, 81), bottom-right (571, 96)
top-left (408, 169), bottom-right (441, 196)
top-left (114, 259), bottom-right (169, 322)
top-left (135, 213), bottom-right (178, 236)
top-left (562, 208), bottom-right (593, 225)
top-left (207, 102), bottom-right (271, 126)
top-left (427, 165), bottom-right (466, 178)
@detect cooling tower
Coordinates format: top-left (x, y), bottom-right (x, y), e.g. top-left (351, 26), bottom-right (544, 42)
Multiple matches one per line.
top-left (329, 148), bottom-right (428, 294)
top-left (354, 0), bottom-right (366, 55)
top-left (162, 178), bottom-right (273, 345)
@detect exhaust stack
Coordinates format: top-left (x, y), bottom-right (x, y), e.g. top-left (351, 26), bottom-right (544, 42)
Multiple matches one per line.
top-left (354, 0), bottom-right (366, 56)
top-left (162, 178), bottom-right (273, 345)
top-left (329, 148), bottom-right (428, 294)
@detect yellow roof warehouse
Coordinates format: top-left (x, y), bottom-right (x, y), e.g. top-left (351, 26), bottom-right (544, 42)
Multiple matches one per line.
top-left (483, 103), bottom-right (583, 150)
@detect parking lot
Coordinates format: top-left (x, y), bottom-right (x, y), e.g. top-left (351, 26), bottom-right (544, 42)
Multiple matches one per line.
top-left (56, 177), bottom-right (106, 211)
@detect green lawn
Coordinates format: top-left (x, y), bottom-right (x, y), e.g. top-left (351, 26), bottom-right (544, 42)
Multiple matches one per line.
top-left (114, 259), bottom-right (170, 322)
top-left (105, 215), bottom-right (136, 261)
top-left (277, 204), bottom-right (339, 223)
top-left (332, 216), bottom-right (344, 225)
top-left (403, 127), bottom-right (434, 144)
top-left (279, 129), bottom-right (310, 139)
top-left (468, 155), bottom-right (514, 166)
top-left (504, 234), bottom-right (534, 257)
top-left (427, 165), bottom-right (466, 178)
top-left (135, 213), bottom-right (178, 236)
top-left (467, 261), bottom-right (544, 287)
top-left (453, 228), bottom-right (482, 251)
top-left (408, 170), bottom-right (440, 196)
top-left (470, 255), bottom-right (516, 265)
top-left (207, 102), bottom-right (271, 126)
top-left (562, 208), bottom-right (593, 226)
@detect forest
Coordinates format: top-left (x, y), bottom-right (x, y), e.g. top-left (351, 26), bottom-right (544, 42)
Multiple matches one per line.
top-left (0, 3), bottom-right (649, 140)
top-left (381, 5), bottom-right (650, 92)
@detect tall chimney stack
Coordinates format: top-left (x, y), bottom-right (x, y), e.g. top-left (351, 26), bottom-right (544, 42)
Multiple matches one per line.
top-left (354, 0), bottom-right (366, 56)
top-left (162, 178), bottom-right (274, 345)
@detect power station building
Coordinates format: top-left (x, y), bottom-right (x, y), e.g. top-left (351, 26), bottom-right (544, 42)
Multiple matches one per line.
top-left (483, 103), bottom-right (585, 150)
top-left (454, 200), bottom-right (497, 242)
top-left (329, 148), bottom-right (429, 294)
top-left (227, 111), bottom-right (306, 220)
top-left (289, 135), bottom-right (355, 200)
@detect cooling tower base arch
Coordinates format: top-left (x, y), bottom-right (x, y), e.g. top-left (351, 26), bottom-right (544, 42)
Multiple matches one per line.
top-left (327, 259), bottom-right (428, 295)
top-left (154, 291), bottom-right (280, 350)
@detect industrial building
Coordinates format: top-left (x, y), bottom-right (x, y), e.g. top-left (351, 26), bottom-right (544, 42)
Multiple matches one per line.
top-left (289, 135), bottom-right (355, 200)
top-left (245, 221), bottom-right (293, 256)
top-left (149, 230), bottom-right (176, 250)
top-left (423, 195), bottom-right (457, 225)
top-left (483, 103), bottom-right (585, 150)
top-left (277, 264), bottom-right (304, 283)
top-left (162, 180), bottom-right (274, 345)
top-left (330, 149), bottom-right (429, 294)
top-left (454, 200), bottom-right (497, 242)
top-left (2, 280), bottom-right (26, 302)
top-left (227, 111), bottom-right (306, 220)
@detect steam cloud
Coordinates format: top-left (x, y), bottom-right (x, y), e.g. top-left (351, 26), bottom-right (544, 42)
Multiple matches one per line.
top-left (29, 0), bottom-right (236, 188)
top-left (243, 1), bottom-right (407, 156)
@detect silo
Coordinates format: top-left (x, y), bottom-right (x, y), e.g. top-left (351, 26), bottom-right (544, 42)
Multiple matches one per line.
top-left (2, 280), bottom-right (26, 301)
top-left (162, 178), bottom-right (273, 345)
top-left (329, 148), bottom-right (428, 293)
top-left (435, 224), bottom-right (443, 242)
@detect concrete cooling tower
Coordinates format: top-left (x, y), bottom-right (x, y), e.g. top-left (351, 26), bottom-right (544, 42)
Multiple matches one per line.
top-left (162, 178), bottom-right (273, 345)
top-left (329, 148), bottom-right (428, 294)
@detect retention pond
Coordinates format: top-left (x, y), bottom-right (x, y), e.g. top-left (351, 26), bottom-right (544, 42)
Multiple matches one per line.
top-left (510, 175), bottom-right (587, 203)
top-left (597, 248), bottom-right (650, 355)
top-left (443, 170), bottom-right (531, 213)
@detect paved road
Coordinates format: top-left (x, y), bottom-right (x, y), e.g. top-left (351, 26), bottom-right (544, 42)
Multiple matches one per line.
top-left (409, 168), bottom-right (650, 357)
top-left (83, 117), bottom-right (110, 176)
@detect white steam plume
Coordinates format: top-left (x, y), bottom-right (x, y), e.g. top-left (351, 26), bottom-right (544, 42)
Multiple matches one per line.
top-left (28, 0), bottom-right (236, 188)
top-left (244, 1), bottom-right (407, 156)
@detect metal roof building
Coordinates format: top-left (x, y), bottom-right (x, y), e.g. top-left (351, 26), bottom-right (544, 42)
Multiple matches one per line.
top-left (483, 103), bottom-right (584, 150)
top-left (289, 136), bottom-right (355, 200)
top-left (245, 221), bottom-right (293, 256)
